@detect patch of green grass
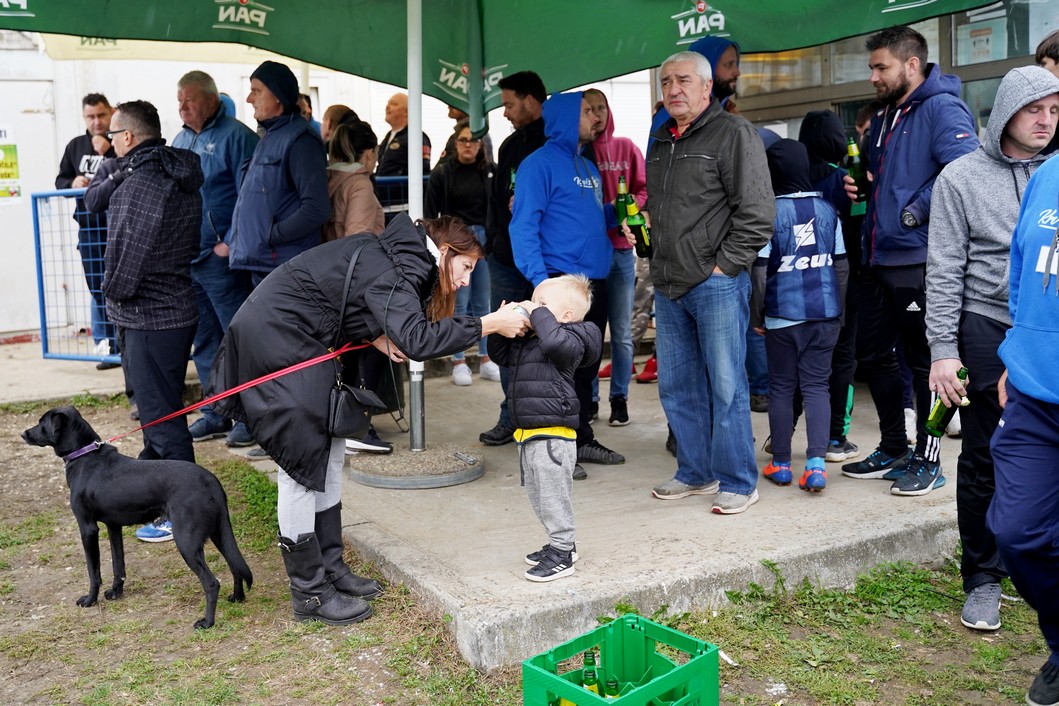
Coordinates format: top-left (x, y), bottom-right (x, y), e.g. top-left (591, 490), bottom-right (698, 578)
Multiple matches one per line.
top-left (210, 459), bottom-right (278, 552)
top-left (0, 579), bottom-right (13, 596)
top-left (68, 391), bottom-right (127, 410)
top-left (663, 559), bottom-right (1044, 705)
top-left (0, 512), bottom-right (57, 549)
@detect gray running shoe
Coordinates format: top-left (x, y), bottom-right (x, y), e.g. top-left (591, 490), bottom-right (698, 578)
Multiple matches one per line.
top-left (960, 583), bottom-right (1001, 631)
top-left (651, 478), bottom-right (719, 500)
top-left (711, 489), bottom-right (760, 515)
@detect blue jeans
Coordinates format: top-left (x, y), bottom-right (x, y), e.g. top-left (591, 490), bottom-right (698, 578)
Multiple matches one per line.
top-left (603, 248), bottom-right (635, 399)
top-left (191, 252), bottom-right (250, 425)
top-left (487, 254), bottom-right (533, 427)
top-left (655, 272), bottom-right (756, 494)
top-left (454, 226), bottom-right (491, 360)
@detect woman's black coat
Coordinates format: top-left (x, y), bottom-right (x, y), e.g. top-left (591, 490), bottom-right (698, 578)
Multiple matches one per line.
top-left (210, 214), bottom-right (483, 490)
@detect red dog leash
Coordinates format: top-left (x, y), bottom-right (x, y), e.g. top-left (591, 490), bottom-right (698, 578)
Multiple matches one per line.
top-left (105, 341), bottom-right (370, 444)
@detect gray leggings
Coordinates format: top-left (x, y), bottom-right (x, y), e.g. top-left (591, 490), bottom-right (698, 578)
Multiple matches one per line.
top-left (519, 437), bottom-right (576, 552)
top-left (277, 438), bottom-right (344, 538)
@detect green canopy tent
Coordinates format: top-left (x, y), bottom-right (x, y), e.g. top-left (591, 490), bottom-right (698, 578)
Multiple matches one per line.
top-left (1, 0), bottom-right (994, 448)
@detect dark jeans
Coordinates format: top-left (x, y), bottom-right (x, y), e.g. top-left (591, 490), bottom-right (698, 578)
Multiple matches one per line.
top-left (486, 255), bottom-right (533, 428)
top-left (123, 326), bottom-right (196, 463)
top-left (191, 253), bottom-right (251, 425)
top-left (745, 323), bottom-right (769, 395)
top-left (855, 264), bottom-right (934, 460)
top-left (78, 229), bottom-right (117, 352)
top-left (765, 320), bottom-right (840, 463)
top-left (956, 312), bottom-right (1007, 592)
top-left (573, 277), bottom-right (608, 447)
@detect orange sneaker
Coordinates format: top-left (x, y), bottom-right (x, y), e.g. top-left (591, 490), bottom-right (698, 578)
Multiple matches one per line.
top-left (762, 461), bottom-right (792, 486)
top-left (799, 467), bottom-right (827, 492)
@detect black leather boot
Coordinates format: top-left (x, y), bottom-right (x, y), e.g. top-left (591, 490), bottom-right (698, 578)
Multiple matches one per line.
top-left (278, 533), bottom-right (372, 625)
top-left (315, 503), bottom-right (383, 600)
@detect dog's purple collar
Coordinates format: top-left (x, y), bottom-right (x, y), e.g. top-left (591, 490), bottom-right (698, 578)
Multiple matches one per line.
top-left (63, 441), bottom-right (103, 463)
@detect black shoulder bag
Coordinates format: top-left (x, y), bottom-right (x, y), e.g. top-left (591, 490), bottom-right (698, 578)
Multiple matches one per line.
top-left (328, 241), bottom-right (388, 439)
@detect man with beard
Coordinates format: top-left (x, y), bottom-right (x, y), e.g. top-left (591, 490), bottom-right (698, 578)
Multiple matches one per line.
top-left (841, 25), bottom-right (978, 497)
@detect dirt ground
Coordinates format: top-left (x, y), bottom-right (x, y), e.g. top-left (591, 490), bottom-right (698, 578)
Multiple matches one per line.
top-left (0, 403), bottom-right (520, 706)
top-left (2, 402), bottom-right (1048, 706)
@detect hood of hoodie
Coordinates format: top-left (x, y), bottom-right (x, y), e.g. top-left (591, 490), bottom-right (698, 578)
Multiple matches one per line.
top-left (543, 91), bottom-right (584, 158)
top-left (984, 66), bottom-right (1059, 162)
top-left (125, 141), bottom-right (204, 194)
top-left (798, 110), bottom-right (847, 184)
top-left (688, 36), bottom-right (740, 101)
top-left (593, 91), bottom-right (617, 145)
top-left (766, 139), bottom-right (813, 196)
top-left (376, 212), bottom-right (436, 297)
top-left (903, 64), bottom-right (962, 109)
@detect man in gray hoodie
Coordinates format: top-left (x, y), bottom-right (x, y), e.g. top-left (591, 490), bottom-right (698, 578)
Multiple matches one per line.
top-left (926, 65), bottom-right (1059, 635)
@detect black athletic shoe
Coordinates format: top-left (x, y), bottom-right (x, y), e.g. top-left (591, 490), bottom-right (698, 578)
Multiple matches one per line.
top-left (577, 440), bottom-right (625, 465)
top-left (665, 429), bottom-right (677, 457)
top-left (608, 396), bottom-right (629, 427)
top-left (479, 421), bottom-right (516, 446)
top-left (890, 454), bottom-right (946, 496)
top-left (1027, 661), bottom-right (1059, 706)
top-left (572, 463), bottom-right (588, 481)
top-left (525, 543), bottom-right (579, 566)
top-left (524, 545), bottom-right (575, 582)
top-left (841, 447), bottom-right (913, 480)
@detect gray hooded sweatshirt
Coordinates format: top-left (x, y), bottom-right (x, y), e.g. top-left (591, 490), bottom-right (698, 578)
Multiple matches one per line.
top-left (926, 65), bottom-right (1059, 362)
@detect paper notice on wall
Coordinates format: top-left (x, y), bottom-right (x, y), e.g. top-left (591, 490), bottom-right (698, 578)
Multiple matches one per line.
top-left (0, 125), bottom-right (23, 205)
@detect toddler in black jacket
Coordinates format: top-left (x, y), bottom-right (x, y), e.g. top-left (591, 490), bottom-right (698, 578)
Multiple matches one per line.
top-left (487, 274), bottom-right (601, 582)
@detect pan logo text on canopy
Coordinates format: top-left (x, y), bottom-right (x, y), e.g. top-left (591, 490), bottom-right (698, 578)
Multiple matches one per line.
top-left (213, 0), bottom-right (272, 36)
top-left (672, 1), bottom-right (728, 46)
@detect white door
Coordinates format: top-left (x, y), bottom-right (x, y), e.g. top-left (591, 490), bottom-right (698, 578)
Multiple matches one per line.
top-left (0, 80), bottom-right (57, 336)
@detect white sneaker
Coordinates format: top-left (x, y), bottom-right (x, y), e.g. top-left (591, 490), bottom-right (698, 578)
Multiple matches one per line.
top-left (904, 407), bottom-right (917, 444)
top-left (946, 409), bottom-right (962, 438)
top-left (452, 363), bottom-right (473, 386)
top-left (93, 339), bottom-right (111, 356)
top-left (479, 359), bottom-right (501, 382)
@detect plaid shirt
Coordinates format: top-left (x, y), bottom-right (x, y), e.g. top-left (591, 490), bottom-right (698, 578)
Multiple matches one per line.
top-left (101, 141), bottom-right (203, 330)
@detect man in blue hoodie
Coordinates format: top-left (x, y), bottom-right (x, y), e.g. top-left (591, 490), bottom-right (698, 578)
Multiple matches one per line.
top-left (840, 26), bottom-right (978, 496)
top-left (509, 91), bottom-right (624, 466)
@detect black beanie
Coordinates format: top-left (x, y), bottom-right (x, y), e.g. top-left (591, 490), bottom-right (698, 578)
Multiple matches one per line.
top-left (250, 60), bottom-right (299, 113)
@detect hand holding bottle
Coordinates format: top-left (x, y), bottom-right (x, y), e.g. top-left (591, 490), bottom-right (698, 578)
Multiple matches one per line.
top-left (928, 358), bottom-right (969, 408)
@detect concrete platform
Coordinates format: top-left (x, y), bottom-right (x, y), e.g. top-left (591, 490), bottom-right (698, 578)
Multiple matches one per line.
top-left (1, 340), bottom-right (961, 671)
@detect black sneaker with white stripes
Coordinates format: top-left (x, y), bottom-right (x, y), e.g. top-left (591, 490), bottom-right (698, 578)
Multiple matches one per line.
top-left (525, 543), bottom-right (579, 566)
top-left (524, 545), bottom-right (575, 582)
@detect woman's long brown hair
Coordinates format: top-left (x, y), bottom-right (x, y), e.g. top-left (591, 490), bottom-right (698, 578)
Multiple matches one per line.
top-left (418, 216), bottom-right (485, 322)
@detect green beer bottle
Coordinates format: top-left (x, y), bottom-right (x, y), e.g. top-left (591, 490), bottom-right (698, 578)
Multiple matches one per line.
top-left (925, 367), bottom-right (969, 437)
top-left (844, 137), bottom-right (869, 217)
top-left (626, 200), bottom-right (652, 259)
top-left (616, 175), bottom-right (631, 225)
top-left (582, 668), bottom-right (601, 696)
top-left (604, 677), bottom-right (621, 699)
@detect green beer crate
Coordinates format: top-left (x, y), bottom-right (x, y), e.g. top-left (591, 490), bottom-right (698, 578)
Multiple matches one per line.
top-left (522, 614), bottom-right (719, 705)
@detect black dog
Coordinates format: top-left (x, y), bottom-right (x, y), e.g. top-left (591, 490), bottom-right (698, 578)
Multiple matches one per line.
top-left (21, 406), bottom-right (253, 629)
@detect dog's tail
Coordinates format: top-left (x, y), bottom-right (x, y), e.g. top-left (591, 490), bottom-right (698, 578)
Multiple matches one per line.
top-left (215, 509), bottom-right (253, 600)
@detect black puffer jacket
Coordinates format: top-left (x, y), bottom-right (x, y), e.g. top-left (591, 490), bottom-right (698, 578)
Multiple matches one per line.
top-left (487, 307), bottom-right (601, 430)
top-left (210, 214), bottom-right (483, 490)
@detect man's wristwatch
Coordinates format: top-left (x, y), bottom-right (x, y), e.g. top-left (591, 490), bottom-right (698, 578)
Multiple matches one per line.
top-left (901, 210), bottom-right (919, 228)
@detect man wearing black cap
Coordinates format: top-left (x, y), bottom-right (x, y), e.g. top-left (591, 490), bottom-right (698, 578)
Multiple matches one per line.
top-left (225, 60), bottom-right (330, 449)
top-left (229, 60), bottom-right (329, 290)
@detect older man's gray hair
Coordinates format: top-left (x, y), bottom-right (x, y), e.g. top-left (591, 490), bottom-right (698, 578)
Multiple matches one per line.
top-left (660, 51), bottom-right (713, 85)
